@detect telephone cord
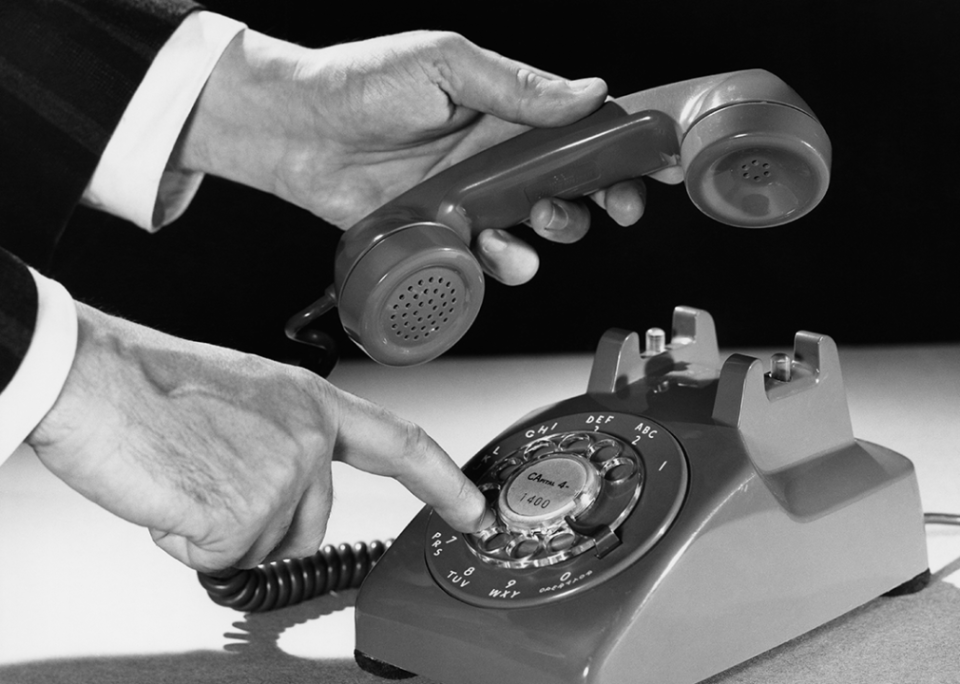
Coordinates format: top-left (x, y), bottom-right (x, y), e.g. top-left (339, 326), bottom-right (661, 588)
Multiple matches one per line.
top-left (197, 540), bottom-right (389, 613)
top-left (924, 512), bottom-right (960, 526)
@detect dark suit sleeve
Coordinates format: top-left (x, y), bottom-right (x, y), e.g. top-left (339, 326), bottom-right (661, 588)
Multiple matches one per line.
top-left (0, 0), bottom-right (200, 393)
top-left (0, 249), bottom-right (37, 393)
top-left (0, 0), bottom-right (201, 270)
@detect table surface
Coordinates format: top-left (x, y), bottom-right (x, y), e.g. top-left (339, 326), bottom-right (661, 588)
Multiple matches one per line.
top-left (2, 345), bottom-right (959, 683)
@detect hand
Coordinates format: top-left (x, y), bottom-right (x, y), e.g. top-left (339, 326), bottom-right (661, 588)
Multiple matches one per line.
top-left (26, 303), bottom-right (492, 573)
top-left (174, 30), bottom-right (646, 285)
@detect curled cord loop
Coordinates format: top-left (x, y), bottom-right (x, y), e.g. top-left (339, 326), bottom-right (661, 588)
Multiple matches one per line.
top-left (198, 540), bottom-right (389, 612)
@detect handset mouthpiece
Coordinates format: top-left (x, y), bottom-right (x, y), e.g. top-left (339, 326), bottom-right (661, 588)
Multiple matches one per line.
top-left (681, 101), bottom-right (831, 227)
top-left (617, 69), bottom-right (831, 227)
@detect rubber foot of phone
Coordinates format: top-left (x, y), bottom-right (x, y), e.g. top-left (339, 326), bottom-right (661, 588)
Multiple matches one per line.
top-left (883, 568), bottom-right (932, 597)
top-left (355, 649), bottom-right (416, 679)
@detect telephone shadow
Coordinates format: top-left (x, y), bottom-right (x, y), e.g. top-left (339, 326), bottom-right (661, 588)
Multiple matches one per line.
top-left (3, 562), bottom-right (960, 684)
top-left (0, 589), bottom-right (425, 684)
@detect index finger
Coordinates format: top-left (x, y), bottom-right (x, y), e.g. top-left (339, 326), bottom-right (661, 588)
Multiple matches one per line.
top-left (331, 388), bottom-right (493, 532)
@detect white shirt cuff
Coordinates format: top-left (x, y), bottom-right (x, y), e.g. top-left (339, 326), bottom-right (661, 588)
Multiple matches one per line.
top-left (81, 11), bottom-right (246, 231)
top-left (0, 270), bottom-right (78, 461)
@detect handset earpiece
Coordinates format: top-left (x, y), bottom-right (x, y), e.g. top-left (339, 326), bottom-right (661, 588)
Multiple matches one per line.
top-left (287, 69), bottom-right (831, 366)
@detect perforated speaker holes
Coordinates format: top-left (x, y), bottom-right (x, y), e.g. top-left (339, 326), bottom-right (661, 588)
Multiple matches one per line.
top-left (739, 157), bottom-right (772, 182)
top-left (386, 271), bottom-right (460, 345)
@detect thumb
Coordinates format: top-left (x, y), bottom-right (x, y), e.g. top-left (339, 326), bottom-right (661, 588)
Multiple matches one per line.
top-left (434, 34), bottom-right (608, 127)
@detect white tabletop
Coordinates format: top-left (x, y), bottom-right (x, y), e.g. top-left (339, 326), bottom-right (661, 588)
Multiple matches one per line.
top-left (2, 346), bottom-right (959, 676)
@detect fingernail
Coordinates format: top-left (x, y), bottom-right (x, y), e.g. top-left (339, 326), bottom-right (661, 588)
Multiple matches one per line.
top-left (543, 202), bottom-right (568, 231)
top-left (472, 508), bottom-right (497, 533)
top-left (480, 230), bottom-right (507, 254)
top-left (567, 77), bottom-right (604, 93)
top-left (480, 508), bottom-right (497, 529)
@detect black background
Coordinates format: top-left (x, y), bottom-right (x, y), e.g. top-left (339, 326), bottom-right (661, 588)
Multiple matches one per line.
top-left (52, 2), bottom-right (960, 363)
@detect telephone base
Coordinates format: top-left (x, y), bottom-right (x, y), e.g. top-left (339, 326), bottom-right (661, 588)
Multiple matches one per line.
top-left (354, 307), bottom-right (928, 684)
top-left (354, 650), bottom-right (415, 680)
top-left (883, 568), bottom-right (931, 597)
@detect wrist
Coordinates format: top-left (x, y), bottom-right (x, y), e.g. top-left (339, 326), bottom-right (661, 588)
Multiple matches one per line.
top-left (172, 29), bottom-right (319, 200)
top-left (26, 303), bottom-right (106, 453)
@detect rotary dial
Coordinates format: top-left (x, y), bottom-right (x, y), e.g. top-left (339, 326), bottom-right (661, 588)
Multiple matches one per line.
top-left (467, 430), bottom-right (643, 569)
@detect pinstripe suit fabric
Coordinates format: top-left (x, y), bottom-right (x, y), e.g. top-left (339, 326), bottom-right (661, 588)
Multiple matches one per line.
top-left (0, 0), bottom-right (199, 394)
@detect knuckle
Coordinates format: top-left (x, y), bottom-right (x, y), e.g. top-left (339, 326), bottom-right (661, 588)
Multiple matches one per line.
top-left (515, 67), bottom-right (545, 95)
top-left (295, 373), bottom-right (340, 449)
top-left (426, 30), bottom-right (468, 52)
top-left (420, 31), bottom-right (469, 92)
top-left (513, 68), bottom-right (543, 119)
top-left (394, 420), bottom-right (432, 471)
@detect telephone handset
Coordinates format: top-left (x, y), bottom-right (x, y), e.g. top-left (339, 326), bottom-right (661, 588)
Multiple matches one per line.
top-left (286, 70), bottom-right (832, 366)
top-left (352, 307), bottom-right (929, 684)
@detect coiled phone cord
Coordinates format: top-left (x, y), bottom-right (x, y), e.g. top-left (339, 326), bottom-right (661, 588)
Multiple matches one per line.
top-left (197, 540), bottom-right (390, 613)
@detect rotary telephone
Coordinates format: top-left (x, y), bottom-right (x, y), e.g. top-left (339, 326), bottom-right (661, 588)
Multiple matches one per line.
top-left (201, 307), bottom-right (930, 684)
top-left (200, 70), bottom-right (930, 683)
top-left (352, 306), bottom-right (929, 684)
